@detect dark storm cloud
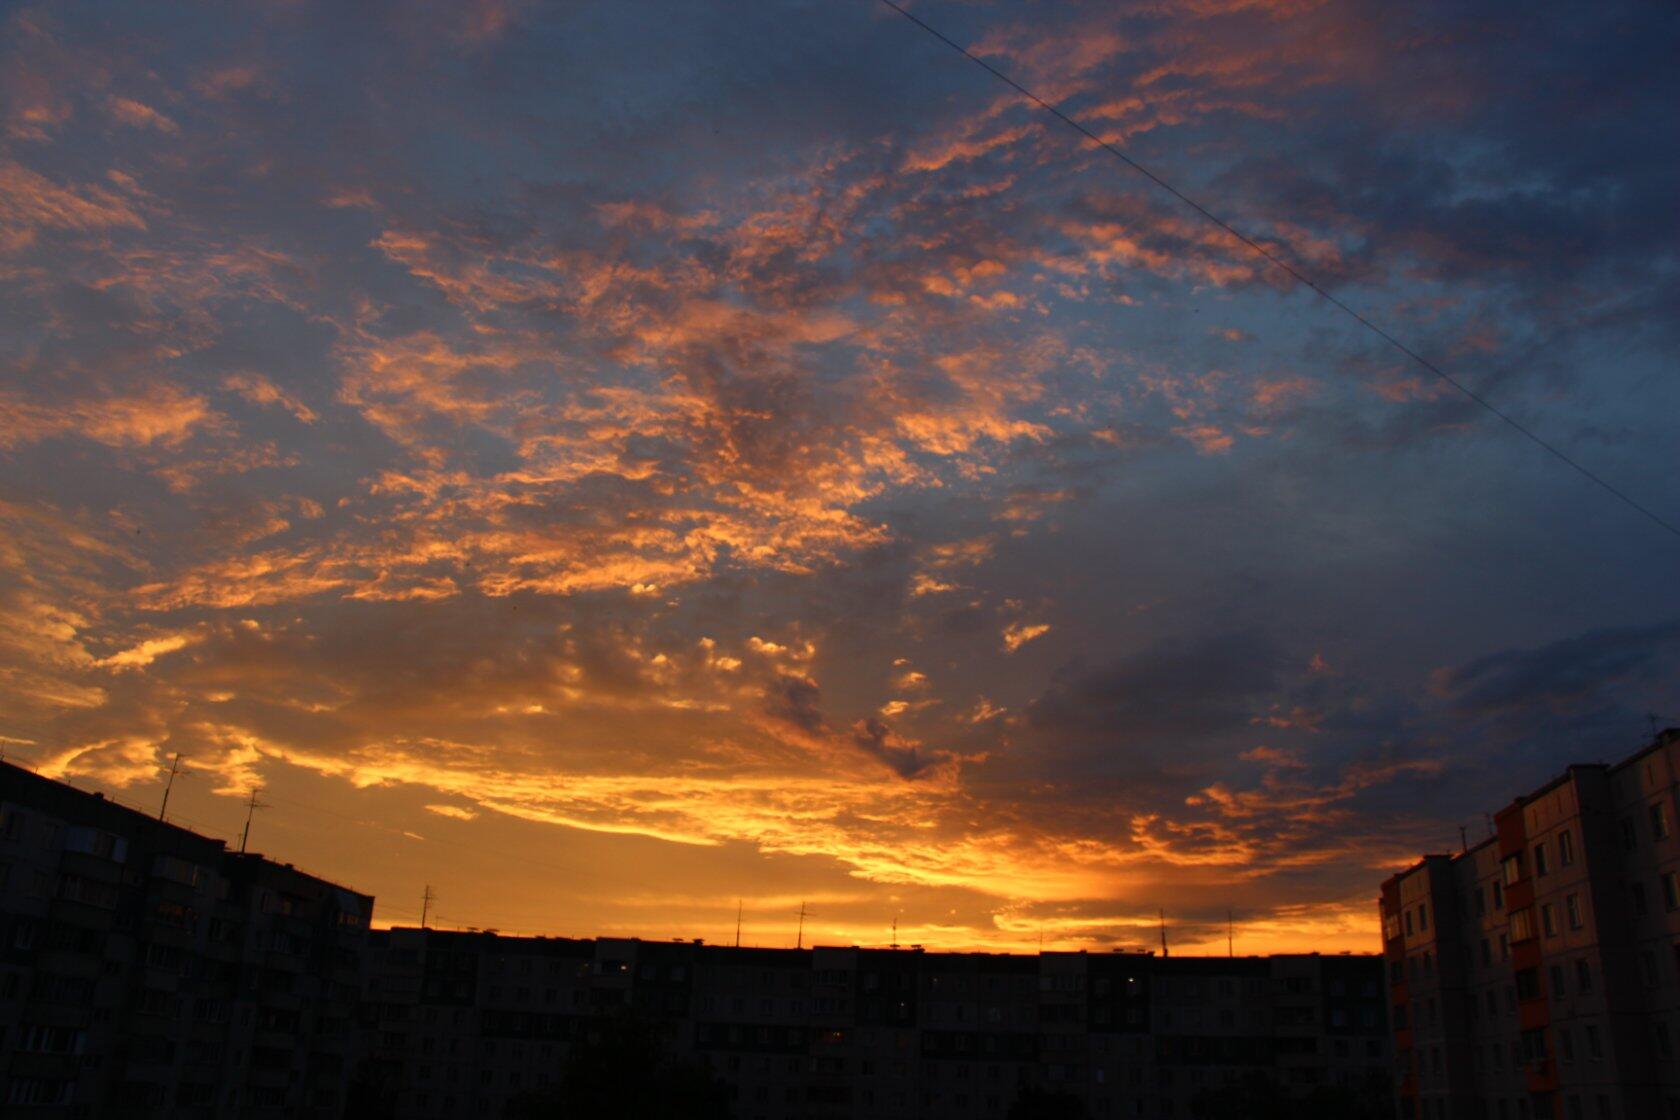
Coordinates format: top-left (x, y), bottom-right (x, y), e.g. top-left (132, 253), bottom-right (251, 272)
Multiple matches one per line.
top-left (1435, 621), bottom-right (1680, 718)
top-left (1029, 630), bottom-right (1282, 746)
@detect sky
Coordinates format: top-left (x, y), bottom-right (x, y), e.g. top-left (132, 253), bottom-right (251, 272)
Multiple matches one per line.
top-left (2, 0), bottom-right (1677, 955)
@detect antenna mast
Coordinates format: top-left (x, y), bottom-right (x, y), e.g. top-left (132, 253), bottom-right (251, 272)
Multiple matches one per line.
top-left (735, 900), bottom-right (743, 948)
top-left (421, 885), bottom-right (434, 929)
top-left (1159, 908), bottom-right (1169, 958)
top-left (796, 902), bottom-right (807, 950)
top-left (157, 753), bottom-right (186, 821)
top-left (238, 786), bottom-right (266, 854)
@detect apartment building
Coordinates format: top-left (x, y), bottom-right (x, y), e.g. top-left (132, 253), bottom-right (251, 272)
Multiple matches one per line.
top-left (358, 929), bottom-right (1391, 1120)
top-left (1381, 727), bottom-right (1680, 1120)
top-left (0, 761), bottom-right (372, 1118)
top-left (0, 759), bottom-right (1389, 1119)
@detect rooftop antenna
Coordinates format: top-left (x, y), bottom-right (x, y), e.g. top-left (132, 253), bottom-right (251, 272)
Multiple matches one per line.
top-left (891, 914), bottom-right (899, 951)
top-left (157, 753), bottom-right (186, 821)
top-left (796, 902), bottom-right (808, 950)
top-left (238, 786), bottom-right (266, 854)
top-left (734, 900), bottom-right (742, 949)
top-left (1159, 908), bottom-right (1169, 958)
top-left (420, 884), bottom-right (435, 930)
top-left (1459, 824), bottom-right (1468, 854)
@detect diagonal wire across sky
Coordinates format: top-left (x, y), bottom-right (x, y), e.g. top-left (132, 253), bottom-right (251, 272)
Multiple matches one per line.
top-left (878, 0), bottom-right (1680, 544)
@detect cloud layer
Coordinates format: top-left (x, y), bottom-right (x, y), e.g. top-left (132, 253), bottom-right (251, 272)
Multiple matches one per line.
top-left (1, 0), bottom-right (1676, 952)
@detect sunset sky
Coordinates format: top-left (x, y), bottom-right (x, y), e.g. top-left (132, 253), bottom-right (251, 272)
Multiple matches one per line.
top-left (2, 0), bottom-right (1676, 954)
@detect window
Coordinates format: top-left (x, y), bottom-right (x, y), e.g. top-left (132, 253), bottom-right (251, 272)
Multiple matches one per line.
top-left (1493, 880), bottom-right (1504, 909)
top-left (1541, 904), bottom-right (1557, 938)
top-left (1586, 1025), bottom-right (1603, 1060)
top-left (1504, 854), bottom-right (1525, 886)
top-left (1404, 911), bottom-right (1413, 936)
top-left (1419, 903), bottom-right (1429, 931)
top-left (1516, 968), bottom-right (1541, 1001)
top-left (1654, 801), bottom-right (1672, 841)
top-left (1560, 1027), bottom-right (1575, 1064)
top-left (1666, 873), bottom-right (1680, 911)
top-left (1534, 843), bottom-right (1550, 877)
top-left (1559, 829), bottom-right (1575, 866)
top-left (1551, 964), bottom-right (1566, 995)
top-left (1634, 883), bottom-right (1651, 918)
top-left (1576, 959), bottom-right (1592, 992)
top-left (1510, 909), bottom-right (1535, 942)
top-left (1567, 894), bottom-right (1583, 930)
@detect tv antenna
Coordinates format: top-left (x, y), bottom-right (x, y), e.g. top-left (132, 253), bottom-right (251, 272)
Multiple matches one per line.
top-left (238, 786), bottom-right (266, 854)
top-left (157, 753), bottom-right (187, 821)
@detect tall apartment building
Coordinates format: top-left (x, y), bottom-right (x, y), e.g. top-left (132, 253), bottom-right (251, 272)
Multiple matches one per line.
top-left (358, 927), bottom-right (1391, 1120)
top-left (0, 761), bottom-right (372, 1117)
top-left (1381, 728), bottom-right (1680, 1120)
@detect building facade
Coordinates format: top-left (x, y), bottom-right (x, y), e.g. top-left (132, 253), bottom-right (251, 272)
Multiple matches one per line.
top-left (0, 759), bottom-right (1389, 1119)
top-left (358, 928), bottom-right (1390, 1120)
top-left (0, 761), bottom-right (372, 1117)
top-left (1382, 728), bottom-right (1680, 1120)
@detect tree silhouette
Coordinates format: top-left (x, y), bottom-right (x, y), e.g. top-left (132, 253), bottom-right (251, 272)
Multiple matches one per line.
top-left (1191, 1071), bottom-right (1391, 1120)
top-left (504, 1016), bottom-right (733, 1120)
top-left (1007, 1086), bottom-right (1091, 1120)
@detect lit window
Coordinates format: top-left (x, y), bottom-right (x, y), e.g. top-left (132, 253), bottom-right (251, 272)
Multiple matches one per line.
top-left (1559, 829), bottom-right (1575, 866)
top-left (1654, 801), bottom-right (1672, 842)
top-left (1567, 894), bottom-right (1583, 930)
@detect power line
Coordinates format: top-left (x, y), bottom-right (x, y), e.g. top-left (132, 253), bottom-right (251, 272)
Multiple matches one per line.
top-left (876, 0), bottom-right (1680, 543)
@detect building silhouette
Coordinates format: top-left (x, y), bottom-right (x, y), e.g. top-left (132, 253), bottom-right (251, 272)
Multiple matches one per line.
top-left (1381, 728), bottom-right (1680, 1120)
top-left (357, 928), bottom-right (1389, 1119)
top-left (0, 759), bottom-right (1389, 1118)
top-left (0, 762), bottom-right (371, 1116)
